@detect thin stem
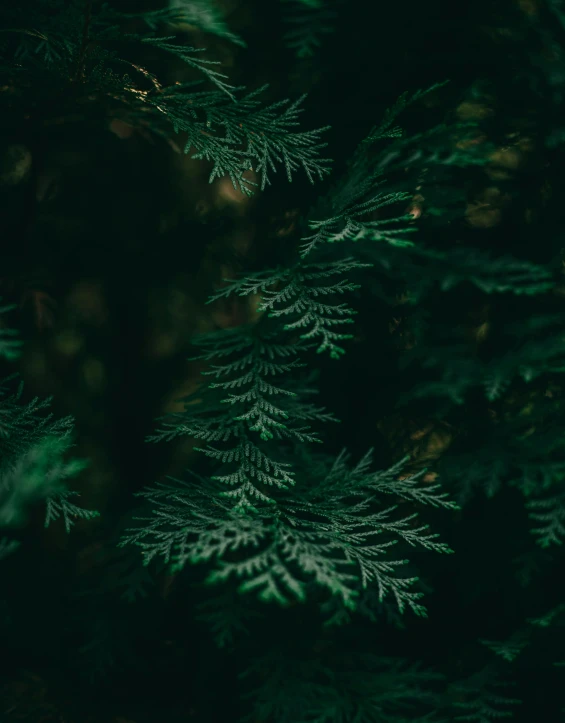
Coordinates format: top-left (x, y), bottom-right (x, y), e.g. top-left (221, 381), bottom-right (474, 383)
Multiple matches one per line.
top-left (73, 0), bottom-right (92, 83)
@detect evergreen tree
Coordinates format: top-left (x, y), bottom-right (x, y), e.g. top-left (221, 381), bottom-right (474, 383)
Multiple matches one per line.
top-left (1, 0), bottom-right (565, 721)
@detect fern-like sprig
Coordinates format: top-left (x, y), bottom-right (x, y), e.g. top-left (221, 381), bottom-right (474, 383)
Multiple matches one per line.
top-left (122, 451), bottom-right (454, 615)
top-left (1, 4), bottom-right (331, 197)
top-left (527, 493), bottom-right (565, 547)
top-left (207, 258), bottom-right (370, 358)
top-left (299, 189), bottom-right (417, 258)
top-left (0, 432), bottom-right (89, 529)
top-left (45, 488), bottom-right (99, 533)
top-left (102, 0), bottom-right (247, 47)
top-left (141, 36), bottom-right (237, 99)
top-left (450, 669), bottom-right (522, 722)
top-left (281, 0), bottom-right (338, 59)
top-left (152, 326), bottom-right (335, 510)
top-left (202, 87), bottom-right (447, 365)
top-left (0, 302), bottom-right (96, 538)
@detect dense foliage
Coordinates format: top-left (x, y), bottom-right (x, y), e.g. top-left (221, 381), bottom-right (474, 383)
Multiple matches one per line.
top-left (1, 0), bottom-right (564, 721)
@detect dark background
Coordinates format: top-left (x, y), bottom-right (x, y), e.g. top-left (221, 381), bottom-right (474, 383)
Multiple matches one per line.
top-left (1, 0), bottom-right (563, 720)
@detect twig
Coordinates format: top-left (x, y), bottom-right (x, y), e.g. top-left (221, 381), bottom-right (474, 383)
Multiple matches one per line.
top-left (73, 0), bottom-right (93, 83)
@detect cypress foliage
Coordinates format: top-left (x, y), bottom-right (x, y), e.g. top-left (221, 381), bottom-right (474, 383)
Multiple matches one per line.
top-left (1, 0), bottom-right (565, 721)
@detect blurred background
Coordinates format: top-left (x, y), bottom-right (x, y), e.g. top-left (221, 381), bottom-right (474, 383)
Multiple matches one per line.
top-left (1, 0), bottom-right (564, 720)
